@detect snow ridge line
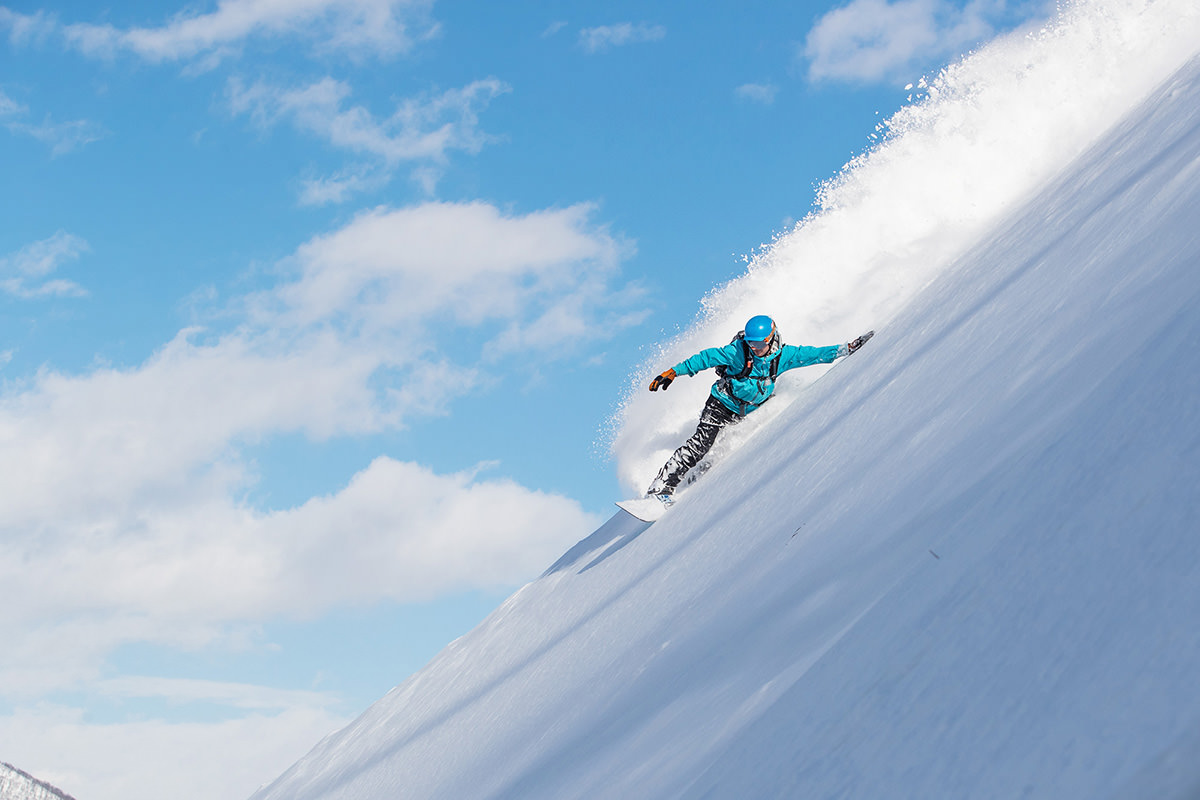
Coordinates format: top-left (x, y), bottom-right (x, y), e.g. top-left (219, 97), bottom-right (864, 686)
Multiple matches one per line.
top-left (0, 762), bottom-right (78, 800)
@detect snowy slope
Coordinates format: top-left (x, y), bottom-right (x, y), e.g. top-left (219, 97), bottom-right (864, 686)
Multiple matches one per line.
top-left (251, 11), bottom-right (1200, 800)
top-left (0, 763), bottom-right (77, 800)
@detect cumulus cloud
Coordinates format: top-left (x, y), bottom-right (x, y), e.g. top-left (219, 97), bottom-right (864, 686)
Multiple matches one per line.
top-left (579, 22), bottom-right (666, 53)
top-left (0, 203), bottom-right (631, 534)
top-left (804, 0), bottom-right (1020, 83)
top-left (0, 200), bottom-right (632, 702)
top-left (0, 455), bottom-right (597, 668)
top-left (59, 0), bottom-right (438, 64)
top-left (0, 463), bottom-right (595, 800)
top-left (1, 202), bottom-right (630, 528)
top-left (0, 201), bottom-right (625, 797)
top-left (263, 202), bottom-right (629, 336)
top-left (0, 330), bottom-right (384, 540)
top-left (0, 231), bottom-right (89, 298)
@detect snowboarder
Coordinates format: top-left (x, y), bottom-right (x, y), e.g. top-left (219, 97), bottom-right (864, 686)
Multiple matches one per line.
top-left (645, 315), bottom-right (873, 503)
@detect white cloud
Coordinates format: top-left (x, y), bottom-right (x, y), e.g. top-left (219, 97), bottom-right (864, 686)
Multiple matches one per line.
top-left (297, 165), bottom-right (389, 206)
top-left (0, 231), bottom-right (89, 297)
top-left (0, 199), bottom-right (637, 799)
top-left (579, 22), bottom-right (666, 53)
top-left (229, 76), bottom-right (509, 199)
top-left (4, 116), bottom-right (108, 156)
top-left (261, 457), bottom-right (601, 608)
top-left (229, 75), bottom-right (509, 161)
top-left (0, 455), bottom-right (600, 691)
top-left (736, 82), bottom-right (778, 104)
top-left (0, 203), bottom-right (630, 537)
top-left (0, 201), bottom-right (631, 683)
top-left (0, 329), bottom-right (387, 535)
top-left (60, 0), bottom-right (438, 64)
top-left (0, 88), bottom-right (106, 156)
top-left (0, 88), bottom-right (24, 116)
top-left (266, 202), bottom-right (629, 333)
top-left (0, 8), bottom-right (57, 45)
top-left (804, 0), bottom-right (1012, 83)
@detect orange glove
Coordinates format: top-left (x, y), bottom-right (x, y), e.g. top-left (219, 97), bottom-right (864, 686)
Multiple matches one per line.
top-left (649, 368), bottom-right (677, 391)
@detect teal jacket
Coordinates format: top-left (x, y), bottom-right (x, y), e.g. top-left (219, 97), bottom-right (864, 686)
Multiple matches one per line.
top-left (673, 339), bottom-right (846, 415)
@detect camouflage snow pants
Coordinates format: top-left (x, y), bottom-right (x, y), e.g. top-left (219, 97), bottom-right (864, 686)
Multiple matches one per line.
top-left (649, 394), bottom-right (742, 494)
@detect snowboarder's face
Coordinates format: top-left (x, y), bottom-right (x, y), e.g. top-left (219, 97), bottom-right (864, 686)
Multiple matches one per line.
top-left (748, 338), bottom-right (771, 356)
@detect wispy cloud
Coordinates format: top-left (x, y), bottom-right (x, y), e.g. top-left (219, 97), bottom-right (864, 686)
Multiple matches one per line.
top-left (0, 8), bottom-right (57, 45)
top-left (542, 20), bottom-right (568, 38)
top-left (579, 21), bottom-right (666, 53)
top-left (230, 76), bottom-right (508, 163)
top-left (0, 231), bottom-right (89, 298)
top-left (804, 0), bottom-right (1020, 83)
top-left (0, 88), bottom-right (105, 156)
top-left (229, 76), bottom-right (509, 201)
top-left (22, 0), bottom-right (438, 65)
top-left (0, 87), bottom-right (23, 115)
top-left (297, 165), bottom-right (390, 206)
top-left (736, 82), bottom-right (778, 104)
top-left (5, 116), bottom-right (108, 156)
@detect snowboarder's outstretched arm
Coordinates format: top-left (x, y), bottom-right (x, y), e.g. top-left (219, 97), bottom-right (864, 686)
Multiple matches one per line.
top-left (672, 344), bottom-right (745, 377)
top-left (649, 332), bottom-right (873, 391)
top-left (648, 344), bottom-right (743, 391)
top-left (779, 331), bottom-right (873, 368)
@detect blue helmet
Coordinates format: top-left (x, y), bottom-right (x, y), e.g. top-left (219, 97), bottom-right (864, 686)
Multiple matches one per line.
top-left (744, 314), bottom-right (776, 343)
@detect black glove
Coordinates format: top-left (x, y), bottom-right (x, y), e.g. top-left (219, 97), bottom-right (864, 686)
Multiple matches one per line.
top-left (649, 368), bottom-right (677, 391)
top-left (847, 331), bottom-right (875, 354)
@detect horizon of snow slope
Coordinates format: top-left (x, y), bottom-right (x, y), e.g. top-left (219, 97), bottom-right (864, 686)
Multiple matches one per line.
top-left (251, 11), bottom-right (1200, 800)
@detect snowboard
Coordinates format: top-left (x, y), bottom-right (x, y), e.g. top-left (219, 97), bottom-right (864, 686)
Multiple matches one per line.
top-left (615, 461), bottom-right (711, 523)
top-left (615, 496), bottom-right (671, 522)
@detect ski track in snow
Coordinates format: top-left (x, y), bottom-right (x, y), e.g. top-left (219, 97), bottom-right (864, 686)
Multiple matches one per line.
top-left (251, 2), bottom-right (1200, 798)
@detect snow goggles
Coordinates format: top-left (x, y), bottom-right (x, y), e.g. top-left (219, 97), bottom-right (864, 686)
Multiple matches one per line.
top-left (747, 337), bottom-right (773, 355)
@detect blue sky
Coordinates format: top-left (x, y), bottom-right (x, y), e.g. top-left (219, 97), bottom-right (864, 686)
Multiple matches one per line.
top-left (0, 1), bottom-right (1048, 796)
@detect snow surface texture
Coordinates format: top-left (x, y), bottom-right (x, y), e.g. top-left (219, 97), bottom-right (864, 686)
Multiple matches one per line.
top-left (0, 763), bottom-right (76, 800)
top-left (252, 5), bottom-right (1200, 800)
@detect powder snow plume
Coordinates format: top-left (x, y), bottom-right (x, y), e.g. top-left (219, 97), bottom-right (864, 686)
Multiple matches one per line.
top-left (609, 0), bottom-right (1200, 496)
